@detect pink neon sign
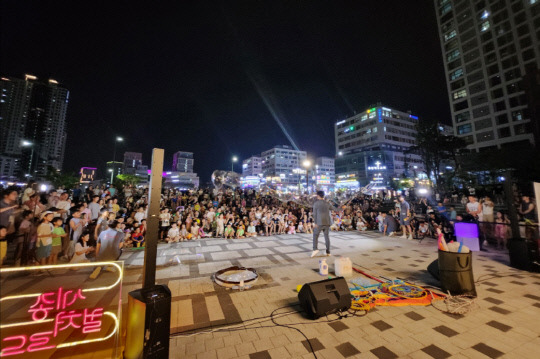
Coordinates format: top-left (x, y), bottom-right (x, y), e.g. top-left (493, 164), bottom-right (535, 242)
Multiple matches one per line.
top-left (1, 287), bottom-right (104, 357)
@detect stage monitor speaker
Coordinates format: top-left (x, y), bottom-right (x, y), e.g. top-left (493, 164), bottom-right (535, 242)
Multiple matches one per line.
top-left (298, 277), bottom-right (351, 319)
top-left (125, 285), bottom-right (171, 359)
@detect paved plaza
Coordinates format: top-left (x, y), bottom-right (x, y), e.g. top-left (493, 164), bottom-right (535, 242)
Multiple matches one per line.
top-left (117, 231), bottom-right (540, 359)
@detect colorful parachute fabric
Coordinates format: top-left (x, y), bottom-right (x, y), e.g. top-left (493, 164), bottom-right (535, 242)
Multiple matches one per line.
top-left (349, 279), bottom-right (444, 312)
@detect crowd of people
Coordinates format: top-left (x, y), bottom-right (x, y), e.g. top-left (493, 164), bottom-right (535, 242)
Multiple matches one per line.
top-left (0, 181), bottom-right (537, 268)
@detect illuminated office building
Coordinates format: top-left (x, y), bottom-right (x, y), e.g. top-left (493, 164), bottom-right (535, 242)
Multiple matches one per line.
top-left (334, 105), bottom-right (424, 187)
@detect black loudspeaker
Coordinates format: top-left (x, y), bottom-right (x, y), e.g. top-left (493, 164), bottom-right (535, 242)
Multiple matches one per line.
top-left (298, 277), bottom-right (351, 319)
top-left (125, 285), bottom-right (171, 359)
top-left (508, 238), bottom-right (540, 272)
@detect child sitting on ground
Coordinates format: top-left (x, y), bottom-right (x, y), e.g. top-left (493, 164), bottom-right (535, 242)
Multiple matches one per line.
top-left (180, 224), bottom-right (188, 241)
top-left (132, 227), bottom-right (144, 247)
top-left (297, 221), bottom-right (305, 233)
top-left (287, 221), bottom-right (296, 234)
top-left (418, 221), bottom-right (429, 238)
top-left (166, 222), bottom-right (180, 243)
top-left (246, 222), bottom-right (257, 237)
top-left (236, 222), bottom-right (245, 238)
top-left (191, 222), bottom-right (200, 239)
top-left (224, 222), bottom-right (235, 239)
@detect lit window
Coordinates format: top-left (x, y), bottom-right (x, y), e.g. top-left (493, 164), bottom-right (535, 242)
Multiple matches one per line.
top-left (361, 114), bottom-right (367, 121)
top-left (447, 49), bottom-right (460, 62)
top-left (450, 68), bottom-right (463, 80)
top-left (444, 30), bottom-right (457, 42)
top-left (480, 10), bottom-right (489, 20)
top-left (440, 3), bottom-right (452, 16)
top-left (368, 112), bottom-right (376, 119)
top-left (481, 21), bottom-right (490, 32)
top-left (458, 124), bottom-right (472, 134)
top-left (453, 89), bottom-right (467, 100)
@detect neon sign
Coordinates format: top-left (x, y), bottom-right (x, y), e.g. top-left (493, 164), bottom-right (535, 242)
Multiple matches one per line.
top-left (367, 161), bottom-right (387, 171)
top-left (1, 262), bottom-right (122, 358)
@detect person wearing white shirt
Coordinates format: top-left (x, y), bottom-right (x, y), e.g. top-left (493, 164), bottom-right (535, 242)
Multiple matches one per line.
top-left (134, 207), bottom-right (146, 223)
top-left (71, 230), bottom-right (94, 263)
top-left (56, 193), bottom-right (71, 219)
top-left (166, 223), bottom-right (180, 243)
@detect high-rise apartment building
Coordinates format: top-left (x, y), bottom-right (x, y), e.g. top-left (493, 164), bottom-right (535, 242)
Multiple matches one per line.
top-left (434, 0), bottom-right (539, 151)
top-left (334, 105), bottom-right (424, 187)
top-left (242, 156), bottom-right (262, 177)
top-left (1, 75), bottom-right (69, 180)
top-left (172, 151), bottom-right (194, 172)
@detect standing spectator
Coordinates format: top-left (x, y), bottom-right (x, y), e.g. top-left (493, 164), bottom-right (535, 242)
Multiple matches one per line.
top-left (519, 195), bottom-right (537, 240)
top-left (481, 196), bottom-right (495, 243)
top-left (56, 192), bottom-right (72, 219)
top-left (36, 211), bottom-right (54, 266)
top-left (1, 187), bottom-right (20, 239)
top-left (23, 194), bottom-right (45, 219)
top-left (47, 190), bottom-right (60, 209)
top-left (67, 207), bottom-right (84, 259)
top-left (51, 217), bottom-right (67, 264)
top-left (95, 221), bottom-right (124, 261)
top-left (466, 196), bottom-right (482, 220)
top-left (88, 195), bottom-right (101, 221)
top-left (22, 182), bottom-right (36, 203)
top-left (399, 195), bottom-right (413, 240)
top-left (494, 211), bottom-right (510, 250)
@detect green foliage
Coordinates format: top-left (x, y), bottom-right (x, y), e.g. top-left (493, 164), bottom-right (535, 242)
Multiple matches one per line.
top-left (116, 174), bottom-right (141, 186)
top-left (45, 166), bottom-right (80, 189)
top-left (408, 119), bottom-right (467, 191)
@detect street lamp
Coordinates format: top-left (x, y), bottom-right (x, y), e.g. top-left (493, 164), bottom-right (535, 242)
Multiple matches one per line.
top-left (111, 136), bottom-right (124, 184)
top-left (231, 156), bottom-right (238, 172)
top-left (21, 140), bottom-right (35, 179)
top-left (303, 159), bottom-right (312, 193)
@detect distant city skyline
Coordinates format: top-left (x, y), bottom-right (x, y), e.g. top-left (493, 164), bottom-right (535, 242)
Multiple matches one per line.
top-left (1, 1), bottom-right (452, 181)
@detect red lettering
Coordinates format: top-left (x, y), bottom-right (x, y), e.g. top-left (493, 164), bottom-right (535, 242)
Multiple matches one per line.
top-left (27, 331), bottom-right (55, 352)
top-left (1, 335), bottom-right (26, 357)
top-left (82, 307), bottom-right (103, 333)
top-left (28, 291), bottom-right (57, 321)
top-left (54, 310), bottom-right (82, 337)
top-left (61, 288), bottom-right (86, 310)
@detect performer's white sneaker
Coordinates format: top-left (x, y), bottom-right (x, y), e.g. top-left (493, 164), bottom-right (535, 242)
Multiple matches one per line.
top-left (408, 235), bottom-right (413, 241)
top-left (400, 235), bottom-right (406, 239)
top-left (388, 232), bottom-right (395, 237)
top-left (310, 250), bottom-right (319, 258)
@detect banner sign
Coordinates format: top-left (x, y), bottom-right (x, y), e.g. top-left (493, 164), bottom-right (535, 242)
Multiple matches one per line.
top-left (0, 262), bottom-right (123, 359)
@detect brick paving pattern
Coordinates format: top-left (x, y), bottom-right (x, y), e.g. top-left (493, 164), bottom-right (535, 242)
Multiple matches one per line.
top-left (118, 231), bottom-right (540, 358)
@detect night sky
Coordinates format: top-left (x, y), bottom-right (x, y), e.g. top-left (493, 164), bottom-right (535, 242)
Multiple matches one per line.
top-left (2, 1), bottom-right (450, 182)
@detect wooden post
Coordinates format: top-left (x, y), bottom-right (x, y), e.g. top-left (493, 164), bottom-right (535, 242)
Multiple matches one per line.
top-left (143, 148), bottom-right (164, 289)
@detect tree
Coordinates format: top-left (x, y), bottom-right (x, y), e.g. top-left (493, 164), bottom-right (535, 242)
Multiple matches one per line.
top-left (407, 119), bottom-right (467, 191)
top-left (45, 166), bottom-right (80, 189)
top-left (116, 174), bottom-right (141, 186)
